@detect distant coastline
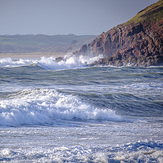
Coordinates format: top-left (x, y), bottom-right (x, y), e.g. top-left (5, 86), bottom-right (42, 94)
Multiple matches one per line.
top-left (0, 34), bottom-right (96, 58)
top-left (0, 52), bottom-right (66, 59)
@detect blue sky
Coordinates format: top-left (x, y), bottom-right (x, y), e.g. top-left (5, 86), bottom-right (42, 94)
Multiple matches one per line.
top-left (0, 0), bottom-right (158, 35)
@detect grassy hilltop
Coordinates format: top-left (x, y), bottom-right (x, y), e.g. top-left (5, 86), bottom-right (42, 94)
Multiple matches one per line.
top-left (78, 0), bottom-right (163, 67)
top-left (126, 0), bottom-right (163, 25)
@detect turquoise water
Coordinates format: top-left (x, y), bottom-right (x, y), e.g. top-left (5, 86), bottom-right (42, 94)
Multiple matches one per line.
top-left (0, 56), bottom-right (163, 162)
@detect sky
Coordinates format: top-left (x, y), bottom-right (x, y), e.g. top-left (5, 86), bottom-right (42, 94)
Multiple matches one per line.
top-left (0, 0), bottom-right (158, 35)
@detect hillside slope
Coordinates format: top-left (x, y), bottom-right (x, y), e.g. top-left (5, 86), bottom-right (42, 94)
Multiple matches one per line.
top-left (77, 0), bottom-right (163, 67)
top-left (0, 34), bottom-right (96, 54)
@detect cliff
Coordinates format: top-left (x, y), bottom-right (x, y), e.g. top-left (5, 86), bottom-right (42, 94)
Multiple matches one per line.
top-left (77, 0), bottom-right (163, 67)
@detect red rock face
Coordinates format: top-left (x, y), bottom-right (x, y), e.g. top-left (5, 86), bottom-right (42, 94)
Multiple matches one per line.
top-left (77, 2), bottom-right (163, 67)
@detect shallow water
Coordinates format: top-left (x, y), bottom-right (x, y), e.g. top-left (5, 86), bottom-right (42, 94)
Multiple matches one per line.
top-left (0, 56), bottom-right (163, 162)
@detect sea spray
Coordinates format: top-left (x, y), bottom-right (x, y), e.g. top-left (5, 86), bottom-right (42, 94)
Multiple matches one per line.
top-left (0, 54), bottom-right (103, 70)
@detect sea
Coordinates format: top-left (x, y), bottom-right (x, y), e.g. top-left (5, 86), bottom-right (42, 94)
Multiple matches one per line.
top-left (0, 55), bottom-right (163, 163)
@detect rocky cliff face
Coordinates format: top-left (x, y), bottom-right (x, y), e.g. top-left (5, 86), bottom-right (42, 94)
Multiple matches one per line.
top-left (77, 0), bottom-right (163, 67)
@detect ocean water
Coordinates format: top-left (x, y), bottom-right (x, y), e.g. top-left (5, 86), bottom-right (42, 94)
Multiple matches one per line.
top-left (0, 55), bottom-right (163, 162)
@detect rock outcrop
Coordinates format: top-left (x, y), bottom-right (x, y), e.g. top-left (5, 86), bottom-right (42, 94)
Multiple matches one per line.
top-left (77, 0), bottom-right (163, 67)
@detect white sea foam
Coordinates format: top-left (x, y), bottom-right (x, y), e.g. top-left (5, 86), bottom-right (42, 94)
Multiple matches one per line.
top-left (0, 140), bottom-right (162, 162)
top-left (0, 54), bottom-right (103, 70)
top-left (0, 57), bottom-right (33, 68)
top-left (0, 89), bottom-right (121, 126)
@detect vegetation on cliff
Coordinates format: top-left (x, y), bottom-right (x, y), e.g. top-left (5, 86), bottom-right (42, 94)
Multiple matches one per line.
top-left (126, 0), bottom-right (163, 25)
top-left (78, 0), bottom-right (163, 67)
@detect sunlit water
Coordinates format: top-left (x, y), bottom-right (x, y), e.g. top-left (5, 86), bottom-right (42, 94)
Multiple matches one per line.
top-left (0, 56), bottom-right (163, 162)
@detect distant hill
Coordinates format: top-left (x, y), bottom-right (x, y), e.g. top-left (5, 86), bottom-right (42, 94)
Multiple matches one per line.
top-left (0, 34), bottom-right (96, 54)
top-left (77, 0), bottom-right (163, 67)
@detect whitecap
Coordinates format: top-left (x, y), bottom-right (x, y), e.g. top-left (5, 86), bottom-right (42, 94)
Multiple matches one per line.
top-left (0, 88), bottom-right (121, 126)
top-left (0, 54), bottom-right (103, 70)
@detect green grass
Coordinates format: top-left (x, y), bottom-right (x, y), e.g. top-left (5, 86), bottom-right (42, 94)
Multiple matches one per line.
top-left (125, 0), bottom-right (163, 25)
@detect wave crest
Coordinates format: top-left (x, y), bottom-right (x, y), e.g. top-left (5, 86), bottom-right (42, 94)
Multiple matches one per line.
top-left (0, 89), bottom-right (121, 126)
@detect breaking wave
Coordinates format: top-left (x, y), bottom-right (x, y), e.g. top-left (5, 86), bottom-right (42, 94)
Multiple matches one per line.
top-left (0, 89), bottom-right (122, 126)
top-left (0, 54), bottom-right (103, 70)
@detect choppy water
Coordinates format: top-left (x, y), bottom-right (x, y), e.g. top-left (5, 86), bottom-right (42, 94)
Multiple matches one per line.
top-left (0, 55), bottom-right (163, 162)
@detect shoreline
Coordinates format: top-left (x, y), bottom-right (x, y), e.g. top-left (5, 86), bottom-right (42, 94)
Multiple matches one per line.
top-left (0, 52), bottom-right (66, 59)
